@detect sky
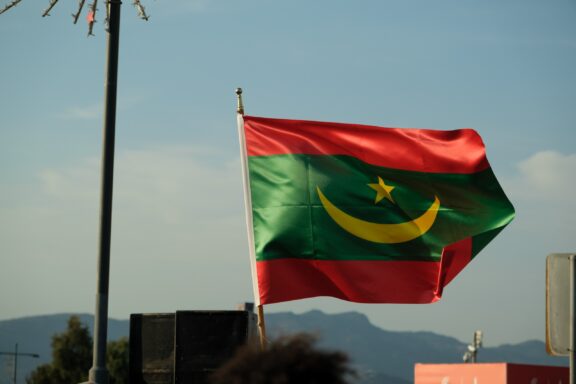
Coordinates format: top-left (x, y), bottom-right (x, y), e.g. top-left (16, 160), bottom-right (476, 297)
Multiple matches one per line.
top-left (1, 0), bottom-right (575, 348)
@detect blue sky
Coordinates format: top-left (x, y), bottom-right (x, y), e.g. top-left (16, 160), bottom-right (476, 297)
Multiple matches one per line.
top-left (1, 0), bottom-right (575, 347)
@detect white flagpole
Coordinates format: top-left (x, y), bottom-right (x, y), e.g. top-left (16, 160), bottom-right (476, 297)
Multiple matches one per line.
top-left (236, 88), bottom-right (261, 308)
top-left (236, 88), bottom-right (267, 349)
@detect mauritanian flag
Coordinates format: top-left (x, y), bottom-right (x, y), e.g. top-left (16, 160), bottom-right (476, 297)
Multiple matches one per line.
top-left (238, 115), bottom-right (515, 305)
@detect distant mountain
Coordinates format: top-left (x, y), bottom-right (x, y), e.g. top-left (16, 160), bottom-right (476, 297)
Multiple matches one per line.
top-left (0, 311), bottom-right (566, 384)
top-left (266, 310), bottom-right (567, 382)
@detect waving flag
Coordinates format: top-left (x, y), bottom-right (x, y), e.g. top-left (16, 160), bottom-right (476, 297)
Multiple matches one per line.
top-left (239, 116), bottom-right (514, 305)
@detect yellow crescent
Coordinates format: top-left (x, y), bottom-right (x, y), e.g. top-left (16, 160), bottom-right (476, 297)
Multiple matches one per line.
top-left (316, 186), bottom-right (440, 244)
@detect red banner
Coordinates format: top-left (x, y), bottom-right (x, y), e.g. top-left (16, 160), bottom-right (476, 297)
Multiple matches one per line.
top-left (415, 363), bottom-right (568, 384)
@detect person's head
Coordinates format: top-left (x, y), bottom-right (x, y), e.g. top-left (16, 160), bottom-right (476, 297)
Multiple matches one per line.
top-left (211, 333), bottom-right (356, 384)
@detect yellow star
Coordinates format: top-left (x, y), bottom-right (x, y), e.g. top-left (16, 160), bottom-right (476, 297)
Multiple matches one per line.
top-left (368, 176), bottom-right (395, 204)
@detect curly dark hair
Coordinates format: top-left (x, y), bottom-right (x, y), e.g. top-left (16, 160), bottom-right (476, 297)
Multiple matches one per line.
top-left (210, 333), bottom-right (356, 384)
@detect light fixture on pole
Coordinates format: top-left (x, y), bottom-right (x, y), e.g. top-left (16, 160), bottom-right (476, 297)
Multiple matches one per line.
top-left (0, 343), bottom-right (40, 384)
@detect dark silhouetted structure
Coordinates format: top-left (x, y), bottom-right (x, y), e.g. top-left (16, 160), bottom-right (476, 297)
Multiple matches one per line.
top-left (129, 311), bottom-right (257, 384)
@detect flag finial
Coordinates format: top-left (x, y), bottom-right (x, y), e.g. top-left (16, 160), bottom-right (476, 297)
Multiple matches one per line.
top-left (236, 88), bottom-right (244, 115)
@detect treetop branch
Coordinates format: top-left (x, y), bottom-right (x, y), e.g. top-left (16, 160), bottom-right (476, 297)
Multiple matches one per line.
top-left (0, 0), bottom-right (149, 35)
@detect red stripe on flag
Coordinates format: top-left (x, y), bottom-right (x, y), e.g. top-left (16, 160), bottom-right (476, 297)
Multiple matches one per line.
top-left (244, 116), bottom-right (489, 174)
top-left (441, 237), bottom-right (473, 285)
top-left (435, 237), bottom-right (473, 298)
top-left (256, 259), bottom-right (443, 304)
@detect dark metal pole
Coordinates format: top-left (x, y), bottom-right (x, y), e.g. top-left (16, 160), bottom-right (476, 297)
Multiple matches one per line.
top-left (570, 255), bottom-right (576, 384)
top-left (85, 1), bottom-right (121, 384)
top-left (14, 343), bottom-right (17, 384)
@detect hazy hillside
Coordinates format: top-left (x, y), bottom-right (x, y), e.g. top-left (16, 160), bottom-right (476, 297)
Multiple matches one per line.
top-left (0, 311), bottom-right (566, 383)
top-left (266, 310), bottom-right (567, 381)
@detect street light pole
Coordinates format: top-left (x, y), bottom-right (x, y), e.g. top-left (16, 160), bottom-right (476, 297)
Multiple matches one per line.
top-left (14, 343), bottom-right (17, 384)
top-left (0, 343), bottom-right (40, 384)
top-left (85, 1), bottom-right (122, 384)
